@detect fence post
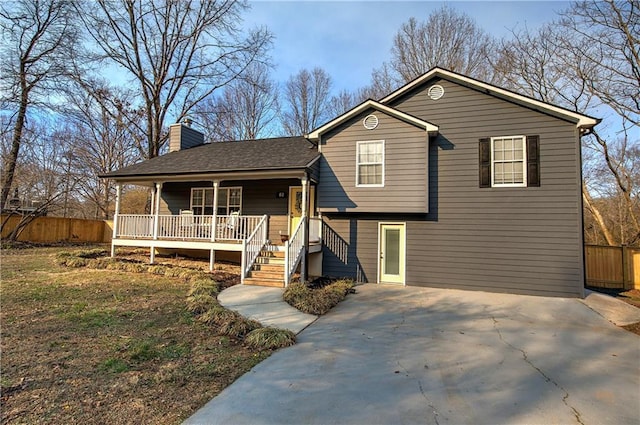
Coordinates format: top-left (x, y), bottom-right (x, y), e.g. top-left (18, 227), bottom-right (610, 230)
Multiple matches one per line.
top-left (622, 245), bottom-right (629, 289)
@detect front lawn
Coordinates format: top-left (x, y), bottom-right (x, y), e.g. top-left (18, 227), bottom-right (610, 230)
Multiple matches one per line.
top-left (0, 247), bottom-right (271, 424)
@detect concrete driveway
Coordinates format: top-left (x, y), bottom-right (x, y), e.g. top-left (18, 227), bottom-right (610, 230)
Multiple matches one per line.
top-left (185, 285), bottom-right (640, 425)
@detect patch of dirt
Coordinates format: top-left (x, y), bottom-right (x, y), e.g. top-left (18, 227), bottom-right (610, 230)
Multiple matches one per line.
top-left (622, 322), bottom-right (640, 336)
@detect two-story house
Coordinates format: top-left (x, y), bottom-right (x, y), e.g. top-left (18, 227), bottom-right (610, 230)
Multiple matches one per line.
top-left (103, 67), bottom-right (599, 297)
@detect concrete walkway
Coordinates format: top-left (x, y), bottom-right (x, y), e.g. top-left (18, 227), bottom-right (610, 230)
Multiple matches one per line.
top-left (582, 289), bottom-right (640, 326)
top-left (217, 284), bottom-right (317, 334)
top-left (187, 285), bottom-right (640, 425)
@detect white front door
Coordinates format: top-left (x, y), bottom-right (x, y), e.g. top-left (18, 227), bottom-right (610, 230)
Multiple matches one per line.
top-left (379, 223), bottom-right (406, 284)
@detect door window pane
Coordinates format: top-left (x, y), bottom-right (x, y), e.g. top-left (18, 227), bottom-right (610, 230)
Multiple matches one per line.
top-left (384, 228), bottom-right (400, 275)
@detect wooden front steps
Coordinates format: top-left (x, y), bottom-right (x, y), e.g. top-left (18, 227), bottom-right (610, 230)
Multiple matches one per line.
top-left (243, 247), bottom-right (286, 288)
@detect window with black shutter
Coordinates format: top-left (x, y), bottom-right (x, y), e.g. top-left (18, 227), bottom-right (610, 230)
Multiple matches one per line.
top-left (526, 135), bottom-right (540, 187)
top-left (479, 138), bottom-right (491, 188)
top-left (479, 135), bottom-right (540, 188)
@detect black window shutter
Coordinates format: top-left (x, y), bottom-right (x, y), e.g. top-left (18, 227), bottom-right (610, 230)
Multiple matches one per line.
top-left (479, 138), bottom-right (491, 188)
top-left (526, 135), bottom-right (540, 187)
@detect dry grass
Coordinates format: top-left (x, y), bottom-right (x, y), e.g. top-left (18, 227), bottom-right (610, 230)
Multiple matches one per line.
top-left (283, 278), bottom-right (355, 315)
top-left (245, 328), bottom-right (297, 350)
top-left (0, 247), bottom-right (270, 424)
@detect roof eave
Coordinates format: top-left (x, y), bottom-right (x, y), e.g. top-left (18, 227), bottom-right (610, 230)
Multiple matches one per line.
top-left (101, 163), bottom-right (318, 181)
top-left (307, 99), bottom-right (439, 141)
top-left (381, 67), bottom-right (600, 129)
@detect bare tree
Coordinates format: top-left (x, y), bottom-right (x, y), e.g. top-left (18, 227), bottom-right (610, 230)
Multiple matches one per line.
top-left (78, 0), bottom-right (272, 159)
top-left (327, 89), bottom-right (361, 119)
top-left (360, 62), bottom-right (399, 100)
top-left (281, 67), bottom-right (333, 135)
top-left (196, 63), bottom-right (278, 141)
top-left (387, 6), bottom-right (495, 83)
top-left (64, 81), bottom-right (143, 218)
top-left (0, 118), bottom-right (76, 240)
top-left (560, 0), bottom-right (639, 128)
top-left (0, 0), bottom-right (77, 210)
top-left (493, 0), bottom-right (639, 245)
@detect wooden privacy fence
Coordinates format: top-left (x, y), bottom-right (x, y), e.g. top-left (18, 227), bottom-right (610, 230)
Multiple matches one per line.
top-left (585, 245), bottom-right (640, 290)
top-left (1, 215), bottom-right (112, 244)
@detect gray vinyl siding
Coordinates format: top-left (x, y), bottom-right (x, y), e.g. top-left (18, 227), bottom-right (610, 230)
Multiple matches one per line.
top-left (307, 155), bottom-right (321, 182)
top-left (318, 109), bottom-right (428, 213)
top-left (321, 216), bottom-right (377, 283)
top-left (322, 78), bottom-right (584, 297)
top-left (159, 178), bottom-right (314, 243)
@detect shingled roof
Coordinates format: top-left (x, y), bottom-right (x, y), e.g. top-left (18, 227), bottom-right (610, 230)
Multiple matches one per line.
top-left (102, 136), bottom-right (319, 179)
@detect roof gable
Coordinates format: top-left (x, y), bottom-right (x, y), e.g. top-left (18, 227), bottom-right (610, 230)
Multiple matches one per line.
top-left (381, 67), bottom-right (599, 129)
top-left (307, 99), bottom-right (439, 141)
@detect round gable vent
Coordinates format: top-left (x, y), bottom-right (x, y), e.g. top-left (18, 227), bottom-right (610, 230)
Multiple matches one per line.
top-left (428, 84), bottom-right (445, 100)
top-left (363, 114), bottom-right (379, 130)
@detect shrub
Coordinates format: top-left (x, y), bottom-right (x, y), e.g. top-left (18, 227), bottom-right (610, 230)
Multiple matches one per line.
top-left (283, 279), bottom-right (355, 315)
top-left (88, 257), bottom-right (116, 269)
top-left (63, 257), bottom-right (88, 268)
top-left (186, 293), bottom-right (217, 315)
top-left (245, 328), bottom-right (296, 350)
top-left (283, 281), bottom-right (309, 306)
top-left (219, 316), bottom-right (261, 339)
top-left (73, 248), bottom-right (109, 259)
top-left (196, 304), bottom-right (227, 326)
top-left (177, 269), bottom-right (205, 281)
top-left (326, 279), bottom-right (356, 297)
top-left (187, 279), bottom-right (219, 297)
top-left (147, 265), bottom-right (168, 275)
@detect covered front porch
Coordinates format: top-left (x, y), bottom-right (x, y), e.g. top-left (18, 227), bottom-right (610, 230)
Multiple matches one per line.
top-left (109, 172), bottom-right (322, 287)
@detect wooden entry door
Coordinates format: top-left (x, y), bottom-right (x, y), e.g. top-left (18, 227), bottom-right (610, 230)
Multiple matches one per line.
top-left (288, 186), bottom-right (315, 235)
top-left (379, 223), bottom-right (406, 284)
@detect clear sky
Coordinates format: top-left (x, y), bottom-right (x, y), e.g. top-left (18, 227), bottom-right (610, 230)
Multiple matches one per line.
top-left (243, 1), bottom-right (570, 93)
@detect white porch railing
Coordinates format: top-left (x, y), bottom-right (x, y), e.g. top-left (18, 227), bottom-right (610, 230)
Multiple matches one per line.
top-left (284, 216), bottom-right (306, 287)
top-left (117, 214), bottom-right (154, 238)
top-left (241, 214), bottom-right (268, 283)
top-left (116, 214), bottom-right (264, 241)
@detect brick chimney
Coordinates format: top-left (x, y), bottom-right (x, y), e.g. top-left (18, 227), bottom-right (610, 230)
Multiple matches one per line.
top-left (169, 121), bottom-right (204, 152)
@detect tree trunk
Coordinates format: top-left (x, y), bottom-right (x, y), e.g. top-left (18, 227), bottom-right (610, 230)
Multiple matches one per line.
top-left (1, 87), bottom-right (28, 210)
top-left (582, 183), bottom-right (616, 245)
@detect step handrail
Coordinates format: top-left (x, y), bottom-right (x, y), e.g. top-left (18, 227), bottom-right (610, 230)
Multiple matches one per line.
top-left (241, 214), bottom-right (268, 283)
top-left (284, 216), bottom-right (306, 286)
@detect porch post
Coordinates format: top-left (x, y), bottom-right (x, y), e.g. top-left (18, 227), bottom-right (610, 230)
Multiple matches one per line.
top-left (149, 185), bottom-right (155, 215)
top-left (152, 182), bottom-right (162, 240)
top-left (111, 182), bottom-right (122, 257)
top-left (211, 180), bottom-right (220, 242)
top-left (151, 182), bottom-right (162, 264)
top-left (301, 175), bottom-right (309, 282)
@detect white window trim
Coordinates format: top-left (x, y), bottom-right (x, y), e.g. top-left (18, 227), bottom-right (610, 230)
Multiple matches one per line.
top-left (190, 186), bottom-right (242, 215)
top-left (490, 135), bottom-right (527, 188)
top-left (356, 140), bottom-right (385, 187)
